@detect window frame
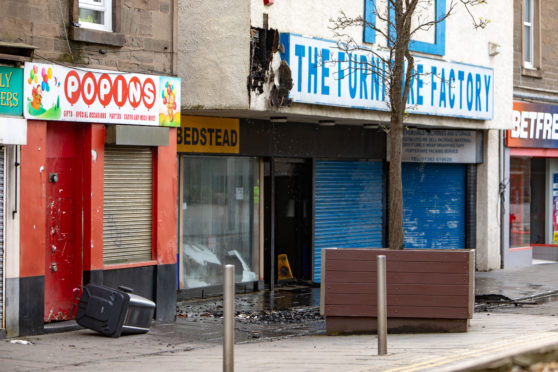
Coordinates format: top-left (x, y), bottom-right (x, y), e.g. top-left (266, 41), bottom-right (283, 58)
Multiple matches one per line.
top-left (70, 0), bottom-right (125, 47)
top-left (364, 0), bottom-right (446, 56)
top-left (523, 0), bottom-right (534, 68)
top-left (388, 0), bottom-right (446, 56)
top-left (78, 0), bottom-right (112, 32)
top-left (521, 0), bottom-right (541, 75)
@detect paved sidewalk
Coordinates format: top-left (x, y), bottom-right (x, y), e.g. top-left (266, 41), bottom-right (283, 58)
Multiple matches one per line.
top-left (3, 262), bottom-right (558, 372)
top-left (3, 312), bottom-right (558, 371)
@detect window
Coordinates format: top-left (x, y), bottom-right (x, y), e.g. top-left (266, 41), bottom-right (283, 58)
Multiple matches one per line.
top-left (523, 0), bottom-right (534, 67)
top-left (509, 157), bottom-right (531, 248)
top-left (368, 0), bottom-right (446, 55)
top-left (71, 0), bottom-right (124, 46)
top-left (363, 0), bottom-right (377, 44)
top-left (389, 0), bottom-right (446, 56)
top-left (179, 156), bottom-right (260, 289)
top-left (79, 0), bottom-right (112, 32)
top-left (522, 0), bottom-right (540, 73)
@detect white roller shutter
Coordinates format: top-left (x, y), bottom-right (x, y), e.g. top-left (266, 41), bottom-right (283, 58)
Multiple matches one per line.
top-left (103, 146), bottom-right (153, 265)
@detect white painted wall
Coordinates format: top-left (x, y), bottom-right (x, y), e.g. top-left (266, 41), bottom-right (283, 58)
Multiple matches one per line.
top-left (178, 1), bottom-right (512, 130)
top-left (248, 0), bottom-right (513, 130)
top-left (177, 0), bottom-right (251, 111)
top-left (476, 129), bottom-right (502, 271)
top-left (0, 118), bottom-right (27, 145)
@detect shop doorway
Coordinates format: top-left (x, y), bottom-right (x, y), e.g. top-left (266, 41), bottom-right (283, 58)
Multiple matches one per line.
top-left (44, 123), bottom-right (83, 322)
top-left (264, 159), bottom-right (312, 286)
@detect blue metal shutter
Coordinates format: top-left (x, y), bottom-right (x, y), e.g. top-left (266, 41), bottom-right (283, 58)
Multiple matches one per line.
top-left (403, 163), bottom-right (465, 249)
top-left (313, 161), bottom-right (383, 282)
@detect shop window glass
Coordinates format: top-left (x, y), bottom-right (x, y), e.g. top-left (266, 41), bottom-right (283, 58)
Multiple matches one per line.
top-left (510, 157), bottom-right (531, 248)
top-left (180, 156), bottom-right (259, 289)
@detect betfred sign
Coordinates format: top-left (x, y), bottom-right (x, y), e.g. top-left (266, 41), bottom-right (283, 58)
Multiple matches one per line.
top-left (507, 101), bottom-right (558, 148)
top-left (23, 62), bottom-right (181, 127)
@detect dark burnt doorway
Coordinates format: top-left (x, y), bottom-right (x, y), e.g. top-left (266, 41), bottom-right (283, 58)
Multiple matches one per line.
top-left (264, 158), bottom-right (312, 287)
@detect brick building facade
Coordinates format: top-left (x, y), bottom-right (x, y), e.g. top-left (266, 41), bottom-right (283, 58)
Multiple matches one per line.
top-left (504, 0), bottom-right (558, 267)
top-left (0, 0), bottom-right (179, 337)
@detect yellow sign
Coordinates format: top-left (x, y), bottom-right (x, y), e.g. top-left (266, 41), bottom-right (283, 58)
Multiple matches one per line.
top-left (553, 232), bottom-right (558, 244)
top-left (178, 115), bottom-right (239, 153)
top-left (278, 254), bottom-right (293, 281)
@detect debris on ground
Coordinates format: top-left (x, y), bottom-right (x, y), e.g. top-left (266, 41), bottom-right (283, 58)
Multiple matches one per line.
top-left (9, 340), bottom-right (32, 345)
top-left (512, 362), bottom-right (558, 372)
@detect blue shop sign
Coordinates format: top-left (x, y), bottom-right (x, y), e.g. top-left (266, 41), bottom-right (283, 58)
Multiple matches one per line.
top-left (280, 33), bottom-right (494, 121)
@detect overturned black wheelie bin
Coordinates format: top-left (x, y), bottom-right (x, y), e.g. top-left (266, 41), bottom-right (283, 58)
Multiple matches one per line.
top-left (75, 283), bottom-right (155, 337)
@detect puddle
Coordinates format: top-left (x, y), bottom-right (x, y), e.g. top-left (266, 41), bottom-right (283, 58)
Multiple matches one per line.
top-left (248, 286), bottom-right (321, 311)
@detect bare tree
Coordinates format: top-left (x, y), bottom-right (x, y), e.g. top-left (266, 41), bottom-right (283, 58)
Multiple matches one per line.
top-left (330, 0), bottom-right (488, 250)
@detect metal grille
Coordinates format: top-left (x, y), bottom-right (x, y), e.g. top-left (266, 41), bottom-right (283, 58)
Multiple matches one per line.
top-left (313, 160), bottom-right (384, 282)
top-left (103, 147), bottom-right (153, 265)
top-left (0, 148), bottom-right (4, 327)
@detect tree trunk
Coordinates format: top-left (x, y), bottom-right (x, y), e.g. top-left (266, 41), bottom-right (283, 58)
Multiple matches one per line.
top-left (389, 116), bottom-right (404, 250)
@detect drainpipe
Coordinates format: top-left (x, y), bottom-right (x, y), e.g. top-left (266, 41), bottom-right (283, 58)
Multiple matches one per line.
top-left (499, 130), bottom-right (506, 269)
top-left (171, 0), bottom-right (178, 76)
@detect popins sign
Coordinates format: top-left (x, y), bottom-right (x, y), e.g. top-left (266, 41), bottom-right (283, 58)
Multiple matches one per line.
top-left (64, 71), bottom-right (156, 109)
top-left (23, 62), bottom-right (181, 127)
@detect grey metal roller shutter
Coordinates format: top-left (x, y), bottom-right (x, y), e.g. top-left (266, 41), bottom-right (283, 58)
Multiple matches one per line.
top-left (104, 146), bottom-right (153, 265)
top-left (0, 147), bottom-right (4, 328)
top-left (313, 160), bottom-right (384, 282)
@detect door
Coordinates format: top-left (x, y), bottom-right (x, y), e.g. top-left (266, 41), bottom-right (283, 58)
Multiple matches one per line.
top-left (44, 123), bottom-right (82, 322)
top-left (264, 159), bottom-right (312, 285)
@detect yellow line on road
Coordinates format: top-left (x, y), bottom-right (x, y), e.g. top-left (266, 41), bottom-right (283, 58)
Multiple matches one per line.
top-left (382, 333), bottom-right (558, 372)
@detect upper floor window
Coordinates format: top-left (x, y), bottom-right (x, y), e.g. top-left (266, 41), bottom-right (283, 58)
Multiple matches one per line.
top-left (522, 0), bottom-right (540, 73)
top-left (523, 0), bottom-right (534, 67)
top-left (363, 0), bottom-right (446, 56)
top-left (79, 0), bottom-right (112, 32)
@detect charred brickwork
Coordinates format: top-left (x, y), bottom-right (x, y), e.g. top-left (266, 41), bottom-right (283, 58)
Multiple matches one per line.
top-left (248, 27), bottom-right (292, 108)
top-left (248, 27), bottom-right (278, 94)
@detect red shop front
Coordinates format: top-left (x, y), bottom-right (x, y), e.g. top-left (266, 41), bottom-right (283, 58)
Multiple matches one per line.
top-left (14, 62), bottom-right (179, 336)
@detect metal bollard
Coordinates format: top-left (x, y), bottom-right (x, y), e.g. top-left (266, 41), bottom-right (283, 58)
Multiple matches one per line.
top-left (377, 255), bottom-right (387, 355)
top-left (223, 265), bottom-right (235, 372)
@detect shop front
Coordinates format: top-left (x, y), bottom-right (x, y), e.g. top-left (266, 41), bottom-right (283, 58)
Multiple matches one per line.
top-left (0, 65), bottom-right (26, 337)
top-left (177, 116), bottom-right (260, 297)
top-left (399, 129), bottom-right (482, 251)
top-left (506, 101), bottom-right (558, 267)
top-left (177, 117), bottom-right (386, 297)
top-left (11, 62), bottom-right (179, 336)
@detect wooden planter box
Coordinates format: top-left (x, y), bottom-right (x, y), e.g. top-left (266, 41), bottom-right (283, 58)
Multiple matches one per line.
top-left (321, 248), bottom-right (475, 334)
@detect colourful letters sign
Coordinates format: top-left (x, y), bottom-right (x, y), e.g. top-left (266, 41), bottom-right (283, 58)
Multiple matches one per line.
top-left (23, 62), bottom-right (181, 127)
top-left (0, 66), bottom-right (23, 116)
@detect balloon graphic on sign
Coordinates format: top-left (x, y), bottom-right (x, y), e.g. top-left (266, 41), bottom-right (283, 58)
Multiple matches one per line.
top-left (162, 81), bottom-right (177, 123)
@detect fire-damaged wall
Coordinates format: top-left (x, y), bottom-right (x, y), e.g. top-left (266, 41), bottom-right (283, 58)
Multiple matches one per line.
top-left (248, 27), bottom-right (292, 108)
